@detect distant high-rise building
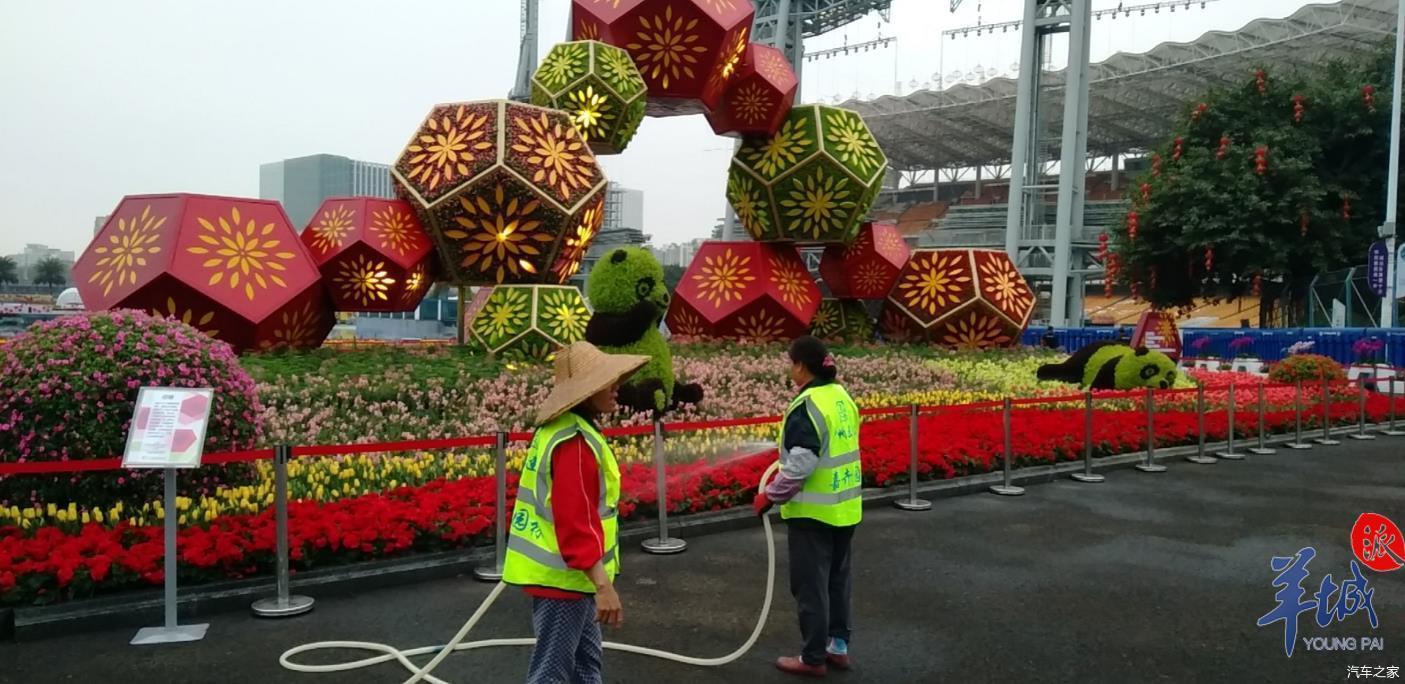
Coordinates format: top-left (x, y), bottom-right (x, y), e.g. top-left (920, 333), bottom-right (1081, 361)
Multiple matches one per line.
top-left (575, 183), bottom-right (647, 286)
top-left (259, 154), bottom-right (394, 231)
top-left (5, 243), bottom-right (76, 284)
top-left (94, 215), bottom-right (109, 237)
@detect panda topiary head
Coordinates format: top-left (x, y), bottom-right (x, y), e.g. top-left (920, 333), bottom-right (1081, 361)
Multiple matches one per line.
top-left (1114, 346), bottom-right (1179, 389)
top-left (586, 247), bottom-right (669, 318)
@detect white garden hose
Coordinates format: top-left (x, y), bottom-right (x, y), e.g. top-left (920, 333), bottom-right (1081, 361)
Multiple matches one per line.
top-left (279, 462), bottom-right (781, 684)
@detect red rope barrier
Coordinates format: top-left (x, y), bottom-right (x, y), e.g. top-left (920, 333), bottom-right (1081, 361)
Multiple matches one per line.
top-left (0, 448), bottom-right (275, 476)
top-left (292, 435), bottom-right (497, 458)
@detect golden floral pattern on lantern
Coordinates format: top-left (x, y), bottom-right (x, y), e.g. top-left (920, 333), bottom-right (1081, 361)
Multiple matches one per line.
top-left (626, 6), bottom-right (709, 89)
top-left (538, 42), bottom-right (588, 90)
top-left (854, 261), bottom-right (891, 295)
top-left (734, 82), bottom-right (772, 125)
top-left (444, 183), bottom-right (553, 283)
top-left (977, 257), bottom-right (1032, 317)
top-left (309, 205), bottom-right (356, 254)
top-left (727, 173), bottom-right (770, 237)
top-left (810, 301), bottom-right (842, 337)
top-left (576, 19), bottom-right (602, 41)
top-left (670, 307), bottom-right (705, 337)
top-left (940, 312), bottom-right (1011, 350)
top-left (899, 252), bottom-right (971, 317)
top-left (699, 0), bottom-right (738, 11)
top-left (707, 27), bottom-right (749, 93)
top-left (692, 248), bottom-right (755, 308)
top-left (540, 288), bottom-right (590, 341)
top-left (369, 206), bottom-right (420, 256)
top-left (150, 297), bottom-right (218, 338)
top-left (187, 206), bottom-right (297, 301)
top-left (824, 111), bottom-right (883, 177)
top-left (400, 263), bottom-right (429, 307)
top-left (735, 310), bottom-right (786, 341)
top-left (566, 85), bottom-right (614, 142)
top-left (553, 200), bottom-right (602, 282)
top-left (875, 227), bottom-right (907, 258)
top-left (770, 256), bottom-right (813, 309)
top-left (745, 115), bottom-right (811, 178)
top-left (473, 287), bottom-right (531, 345)
top-left (510, 111), bottom-right (597, 202)
top-left (780, 168), bottom-right (856, 240)
top-left (335, 255), bottom-right (395, 308)
top-left (404, 105), bottom-right (494, 192)
top-left (89, 204), bottom-right (165, 298)
top-left (880, 307), bottom-right (915, 342)
top-left (264, 300), bottom-right (322, 350)
top-left (758, 49), bottom-right (792, 83)
top-left (600, 46), bottom-right (641, 91)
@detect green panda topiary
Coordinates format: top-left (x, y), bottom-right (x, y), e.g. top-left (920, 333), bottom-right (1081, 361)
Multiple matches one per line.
top-left (585, 247), bottom-right (704, 413)
top-left (1036, 341), bottom-right (1179, 390)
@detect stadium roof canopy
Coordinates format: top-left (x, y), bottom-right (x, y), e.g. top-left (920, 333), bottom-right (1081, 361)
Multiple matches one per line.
top-left (844, 0), bottom-right (1397, 171)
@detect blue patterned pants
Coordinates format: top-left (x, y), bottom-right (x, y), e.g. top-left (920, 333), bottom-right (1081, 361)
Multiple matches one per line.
top-left (526, 596), bottom-right (602, 684)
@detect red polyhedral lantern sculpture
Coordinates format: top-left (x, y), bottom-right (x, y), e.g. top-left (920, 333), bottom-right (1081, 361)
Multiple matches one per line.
top-left (878, 249), bottom-right (1034, 350)
top-left (75, 194), bottom-right (334, 353)
top-left (572, 0), bottom-right (756, 117)
top-left (301, 197), bottom-right (437, 312)
top-left (819, 221), bottom-right (910, 300)
top-left (666, 241), bottom-right (819, 341)
top-left (705, 43), bottom-right (799, 137)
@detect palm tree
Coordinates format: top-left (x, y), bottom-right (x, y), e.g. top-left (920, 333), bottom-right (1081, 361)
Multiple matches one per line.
top-left (0, 256), bottom-right (17, 286)
top-left (32, 257), bottom-right (69, 289)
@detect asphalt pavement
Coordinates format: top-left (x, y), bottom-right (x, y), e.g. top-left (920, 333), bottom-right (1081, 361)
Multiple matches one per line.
top-left (2, 437), bottom-right (1402, 684)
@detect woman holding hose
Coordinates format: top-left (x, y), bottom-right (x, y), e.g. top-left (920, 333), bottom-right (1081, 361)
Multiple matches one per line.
top-left (502, 341), bottom-right (649, 684)
top-left (754, 335), bottom-right (863, 677)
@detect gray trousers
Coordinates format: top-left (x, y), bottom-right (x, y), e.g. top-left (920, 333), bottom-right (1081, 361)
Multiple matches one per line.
top-left (527, 596), bottom-right (601, 684)
top-left (786, 518), bottom-right (856, 666)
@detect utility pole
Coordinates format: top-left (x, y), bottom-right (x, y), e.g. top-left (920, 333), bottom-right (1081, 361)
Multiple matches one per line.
top-left (1380, 0), bottom-right (1403, 328)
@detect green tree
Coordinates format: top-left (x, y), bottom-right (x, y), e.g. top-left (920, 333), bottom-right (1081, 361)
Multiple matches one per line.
top-left (1111, 49), bottom-right (1398, 324)
top-left (32, 257), bottom-right (69, 289)
top-left (662, 264), bottom-right (686, 293)
top-left (0, 256), bottom-right (17, 286)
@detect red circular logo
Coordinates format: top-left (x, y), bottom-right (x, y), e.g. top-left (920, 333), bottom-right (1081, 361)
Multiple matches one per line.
top-left (1350, 512), bottom-right (1405, 572)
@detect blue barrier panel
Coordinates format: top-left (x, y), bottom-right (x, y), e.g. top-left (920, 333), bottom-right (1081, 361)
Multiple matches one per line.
top-left (1030, 327), bottom-right (1405, 367)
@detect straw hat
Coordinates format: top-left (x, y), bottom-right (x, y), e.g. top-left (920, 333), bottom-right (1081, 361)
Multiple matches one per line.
top-left (534, 341), bottom-right (651, 426)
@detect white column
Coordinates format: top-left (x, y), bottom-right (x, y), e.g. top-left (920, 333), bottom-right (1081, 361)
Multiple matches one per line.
top-left (1050, 0), bottom-right (1093, 327)
top-left (1380, 0), bottom-right (1404, 328)
top-left (1003, 0), bottom-right (1042, 261)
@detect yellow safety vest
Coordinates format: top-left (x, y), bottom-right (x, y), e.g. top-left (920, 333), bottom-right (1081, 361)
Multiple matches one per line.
top-left (778, 383), bottom-right (863, 527)
top-left (502, 412), bottom-right (620, 593)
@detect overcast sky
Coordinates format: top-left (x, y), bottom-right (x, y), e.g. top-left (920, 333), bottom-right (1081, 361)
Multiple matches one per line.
top-left (0, 0), bottom-right (1309, 257)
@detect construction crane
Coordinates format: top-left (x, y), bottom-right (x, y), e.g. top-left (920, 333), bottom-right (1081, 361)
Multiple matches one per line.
top-left (509, 0), bottom-right (539, 103)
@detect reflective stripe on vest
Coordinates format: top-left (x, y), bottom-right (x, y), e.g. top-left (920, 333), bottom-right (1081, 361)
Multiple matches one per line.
top-left (501, 413), bottom-right (622, 593)
top-left (778, 384), bottom-right (863, 527)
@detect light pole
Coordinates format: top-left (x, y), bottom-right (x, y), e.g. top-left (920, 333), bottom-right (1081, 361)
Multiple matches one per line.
top-left (1379, 0), bottom-right (1404, 328)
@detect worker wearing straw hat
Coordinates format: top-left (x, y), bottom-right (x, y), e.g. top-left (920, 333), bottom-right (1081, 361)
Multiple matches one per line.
top-left (503, 341), bottom-right (649, 684)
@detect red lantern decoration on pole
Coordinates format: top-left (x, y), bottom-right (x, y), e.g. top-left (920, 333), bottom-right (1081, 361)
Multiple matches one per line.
top-left (1255, 69), bottom-right (1268, 95)
top-left (1104, 254), bottom-right (1119, 298)
top-left (1252, 274), bottom-right (1263, 297)
top-left (1097, 232), bottom-right (1109, 261)
top-left (1363, 84), bottom-right (1377, 113)
top-left (1254, 146), bottom-right (1269, 175)
top-left (1300, 210), bottom-right (1310, 238)
top-left (1127, 210), bottom-right (1139, 241)
top-left (1292, 94), bottom-right (1305, 123)
top-left (1172, 137), bottom-right (1184, 162)
top-left (1204, 246), bottom-right (1214, 272)
top-left (1343, 196), bottom-right (1353, 220)
top-left (1149, 266), bottom-right (1158, 293)
top-left (1151, 153), bottom-right (1163, 177)
top-left (1216, 134), bottom-right (1231, 160)
top-left (1191, 102), bottom-right (1208, 123)
top-left (1139, 183), bottom-right (1151, 203)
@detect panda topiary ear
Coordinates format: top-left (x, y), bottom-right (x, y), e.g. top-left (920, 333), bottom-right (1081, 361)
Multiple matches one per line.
top-left (1134, 346), bottom-right (1149, 356)
top-left (610, 249), bottom-right (629, 264)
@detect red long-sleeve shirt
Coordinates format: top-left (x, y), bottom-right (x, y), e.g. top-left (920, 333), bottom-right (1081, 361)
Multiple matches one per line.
top-left (522, 433), bottom-right (605, 600)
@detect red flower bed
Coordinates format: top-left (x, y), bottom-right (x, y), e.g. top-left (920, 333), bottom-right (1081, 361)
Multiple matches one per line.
top-left (2, 392), bottom-right (1396, 606)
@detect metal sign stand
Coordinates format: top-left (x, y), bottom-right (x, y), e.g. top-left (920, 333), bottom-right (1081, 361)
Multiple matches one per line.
top-left (1384, 374), bottom-right (1405, 436)
top-left (1247, 384), bottom-right (1277, 455)
top-left (1349, 380), bottom-right (1377, 441)
top-left (1216, 382), bottom-right (1246, 460)
top-left (894, 405), bottom-right (933, 510)
top-left (641, 420), bottom-right (687, 554)
top-left (1285, 380), bottom-right (1313, 449)
top-left (131, 468), bottom-right (209, 644)
top-left (1072, 391), bottom-right (1105, 482)
top-left (251, 446), bottom-right (315, 617)
top-left (1135, 388), bottom-right (1167, 473)
top-left (474, 432), bottom-right (509, 581)
top-left (1186, 385), bottom-right (1218, 464)
top-left (989, 398), bottom-right (1025, 496)
top-left (1314, 375), bottom-right (1342, 446)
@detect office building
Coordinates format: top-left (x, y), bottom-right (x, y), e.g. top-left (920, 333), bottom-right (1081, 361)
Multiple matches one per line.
top-left (94, 215), bottom-right (109, 237)
top-left (574, 183), bottom-right (647, 285)
top-left (259, 154), bottom-right (394, 230)
top-left (6, 243), bottom-right (76, 283)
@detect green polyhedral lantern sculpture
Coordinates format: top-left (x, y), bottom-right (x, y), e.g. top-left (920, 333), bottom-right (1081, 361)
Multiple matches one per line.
top-left (532, 40), bottom-right (648, 156)
top-left (470, 285), bottom-right (591, 361)
top-left (726, 104), bottom-right (887, 244)
top-left (810, 299), bottom-right (875, 344)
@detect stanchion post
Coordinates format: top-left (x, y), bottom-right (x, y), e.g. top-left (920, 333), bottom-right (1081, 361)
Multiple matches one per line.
top-left (1136, 388), bottom-right (1167, 473)
top-left (1072, 391), bottom-right (1105, 482)
top-left (474, 432), bottom-right (508, 580)
top-left (989, 398), bottom-right (1025, 496)
top-left (1216, 381), bottom-right (1246, 460)
top-left (1248, 383), bottom-right (1277, 455)
top-left (131, 468), bottom-right (209, 644)
top-left (1286, 379), bottom-right (1313, 449)
top-left (894, 404), bottom-right (933, 510)
top-left (642, 418), bottom-right (687, 554)
top-left (252, 446), bottom-right (315, 616)
top-left (1349, 378), bottom-right (1377, 441)
top-left (1314, 373), bottom-right (1341, 446)
top-left (1385, 371), bottom-right (1405, 436)
top-left (1186, 384), bottom-right (1217, 464)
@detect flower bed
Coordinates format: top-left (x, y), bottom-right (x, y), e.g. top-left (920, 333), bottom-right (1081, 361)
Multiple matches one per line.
top-left (3, 387), bottom-right (1395, 607)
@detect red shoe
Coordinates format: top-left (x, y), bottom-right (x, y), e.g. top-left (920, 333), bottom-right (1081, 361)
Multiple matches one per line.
top-left (825, 652), bottom-right (851, 671)
top-left (775, 656), bottom-right (828, 677)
